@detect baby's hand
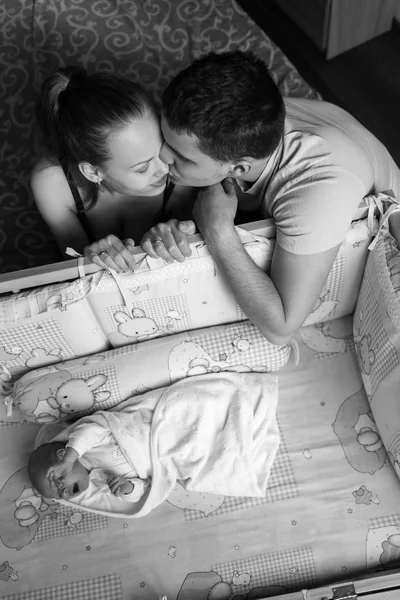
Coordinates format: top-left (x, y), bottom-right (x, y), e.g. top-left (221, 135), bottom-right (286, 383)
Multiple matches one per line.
top-left (108, 476), bottom-right (134, 498)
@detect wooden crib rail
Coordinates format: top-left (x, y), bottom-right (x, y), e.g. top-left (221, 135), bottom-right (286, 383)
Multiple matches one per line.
top-left (0, 219), bottom-right (276, 295)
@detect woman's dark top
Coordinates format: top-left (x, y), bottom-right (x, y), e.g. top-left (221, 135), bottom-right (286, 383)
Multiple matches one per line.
top-left (64, 170), bottom-right (175, 245)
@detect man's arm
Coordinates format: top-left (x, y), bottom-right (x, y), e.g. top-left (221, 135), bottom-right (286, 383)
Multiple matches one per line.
top-left (193, 179), bottom-right (340, 345)
top-left (204, 223), bottom-right (339, 345)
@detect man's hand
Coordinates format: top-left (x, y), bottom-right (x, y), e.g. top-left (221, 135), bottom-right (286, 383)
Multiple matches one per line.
top-left (193, 178), bottom-right (238, 237)
top-left (84, 234), bottom-right (137, 273)
top-left (108, 476), bottom-right (134, 498)
top-left (140, 219), bottom-right (196, 263)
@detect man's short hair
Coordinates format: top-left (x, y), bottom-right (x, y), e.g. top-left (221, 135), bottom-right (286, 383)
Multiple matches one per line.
top-left (162, 50), bottom-right (285, 163)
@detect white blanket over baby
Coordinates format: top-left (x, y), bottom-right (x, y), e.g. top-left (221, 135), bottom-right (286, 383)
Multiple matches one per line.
top-left (53, 371), bottom-right (280, 518)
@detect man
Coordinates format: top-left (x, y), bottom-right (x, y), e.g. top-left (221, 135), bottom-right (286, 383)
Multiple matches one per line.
top-left (141, 51), bottom-right (400, 345)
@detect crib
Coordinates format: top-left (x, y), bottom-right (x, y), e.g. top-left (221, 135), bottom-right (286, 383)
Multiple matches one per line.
top-left (1, 1), bottom-right (400, 599)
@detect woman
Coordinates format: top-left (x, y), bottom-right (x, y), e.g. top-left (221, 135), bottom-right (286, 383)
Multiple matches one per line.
top-left (31, 67), bottom-right (170, 272)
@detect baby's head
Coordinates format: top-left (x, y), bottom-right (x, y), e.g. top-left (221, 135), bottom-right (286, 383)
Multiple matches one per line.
top-left (28, 442), bottom-right (89, 500)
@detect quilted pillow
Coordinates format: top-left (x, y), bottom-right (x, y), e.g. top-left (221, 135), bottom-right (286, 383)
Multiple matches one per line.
top-left (12, 319), bottom-right (292, 423)
top-left (353, 230), bottom-right (400, 477)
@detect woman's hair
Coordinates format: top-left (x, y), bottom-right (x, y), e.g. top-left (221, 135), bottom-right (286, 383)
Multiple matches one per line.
top-left (36, 66), bottom-right (155, 208)
top-left (162, 50), bottom-right (285, 163)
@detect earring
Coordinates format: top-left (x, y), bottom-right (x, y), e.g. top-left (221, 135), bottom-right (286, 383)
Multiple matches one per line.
top-left (96, 179), bottom-right (102, 188)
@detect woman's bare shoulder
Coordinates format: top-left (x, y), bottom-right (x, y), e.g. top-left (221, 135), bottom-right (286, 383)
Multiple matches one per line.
top-left (31, 157), bottom-right (65, 180)
top-left (30, 158), bottom-right (75, 213)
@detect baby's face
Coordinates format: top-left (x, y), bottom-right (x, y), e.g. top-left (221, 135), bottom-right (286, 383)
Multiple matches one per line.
top-left (40, 461), bottom-right (90, 500)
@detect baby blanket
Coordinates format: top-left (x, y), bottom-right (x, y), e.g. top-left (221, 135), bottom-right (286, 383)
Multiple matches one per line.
top-left (52, 371), bottom-right (280, 518)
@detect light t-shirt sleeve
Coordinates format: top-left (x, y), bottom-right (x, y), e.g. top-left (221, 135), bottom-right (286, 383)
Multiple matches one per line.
top-left (272, 169), bottom-right (366, 255)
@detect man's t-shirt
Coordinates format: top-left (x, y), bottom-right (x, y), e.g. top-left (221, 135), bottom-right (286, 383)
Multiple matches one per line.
top-left (240, 98), bottom-right (400, 254)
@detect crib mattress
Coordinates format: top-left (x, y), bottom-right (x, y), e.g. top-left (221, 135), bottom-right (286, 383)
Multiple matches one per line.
top-left (0, 316), bottom-right (399, 599)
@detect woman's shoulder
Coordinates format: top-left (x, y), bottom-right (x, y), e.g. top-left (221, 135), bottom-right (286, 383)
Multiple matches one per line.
top-left (30, 158), bottom-right (71, 195)
top-left (31, 157), bottom-right (65, 181)
top-left (30, 158), bottom-right (75, 212)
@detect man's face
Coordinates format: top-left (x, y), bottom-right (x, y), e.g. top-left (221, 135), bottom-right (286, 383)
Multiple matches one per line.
top-left (160, 116), bottom-right (232, 187)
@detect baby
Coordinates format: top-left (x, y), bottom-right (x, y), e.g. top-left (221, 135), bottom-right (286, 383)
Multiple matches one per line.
top-left (27, 371), bottom-right (279, 518)
top-left (28, 419), bottom-right (148, 503)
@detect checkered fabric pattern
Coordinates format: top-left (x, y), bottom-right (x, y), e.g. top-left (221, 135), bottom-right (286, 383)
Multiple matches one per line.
top-left (184, 418), bottom-right (298, 521)
top-left (387, 430), bottom-right (400, 460)
top-left (192, 321), bottom-right (291, 371)
top-left (0, 320), bottom-right (76, 362)
top-left (323, 254), bottom-right (344, 306)
top-left (0, 421), bottom-right (21, 429)
top-left (106, 294), bottom-right (191, 336)
top-left (34, 505), bottom-right (108, 542)
top-left (357, 265), bottom-right (398, 394)
top-left (71, 365), bottom-right (121, 414)
top-left (369, 513), bottom-right (400, 529)
top-left (1, 573), bottom-right (122, 600)
top-left (383, 233), bottom-right (397, 264)
top-left (212, 546), bottom-right (316, 593)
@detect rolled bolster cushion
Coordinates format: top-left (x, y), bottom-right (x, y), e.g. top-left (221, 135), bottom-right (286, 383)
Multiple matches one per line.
top-left (12, 319), bottom-right (292, 423)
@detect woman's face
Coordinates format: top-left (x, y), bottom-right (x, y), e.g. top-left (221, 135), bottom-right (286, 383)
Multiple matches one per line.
top-left (99, 109), bottom-right (169, 197)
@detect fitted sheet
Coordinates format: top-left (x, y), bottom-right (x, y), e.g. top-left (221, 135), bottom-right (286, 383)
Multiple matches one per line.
top-left (1, 316), bottom-right (399, 599)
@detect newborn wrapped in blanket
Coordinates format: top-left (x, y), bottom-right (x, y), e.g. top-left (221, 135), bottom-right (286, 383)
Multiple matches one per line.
top-left (52, 371), bottom-right (280, 518)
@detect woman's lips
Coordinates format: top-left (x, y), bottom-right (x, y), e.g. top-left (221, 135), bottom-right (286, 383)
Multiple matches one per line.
top-left (151, 174), bottom-right (168, 187)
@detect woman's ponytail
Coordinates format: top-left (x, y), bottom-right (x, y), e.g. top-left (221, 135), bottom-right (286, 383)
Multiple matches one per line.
top-left (35, 66), bottom-right (88, 159)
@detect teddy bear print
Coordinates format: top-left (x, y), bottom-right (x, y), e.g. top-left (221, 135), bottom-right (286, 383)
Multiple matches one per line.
top-left (357, 334), bottom-right (375, 376)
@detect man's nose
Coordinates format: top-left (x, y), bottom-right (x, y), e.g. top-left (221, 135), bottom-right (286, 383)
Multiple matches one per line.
top-left (154, 156), bottom-right (169, 177)
top-left (159, 142), bottom-right (174, 165)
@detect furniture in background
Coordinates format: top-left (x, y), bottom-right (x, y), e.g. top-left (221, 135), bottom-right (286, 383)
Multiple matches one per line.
top-left (264, 0), bottom-right (398, 58)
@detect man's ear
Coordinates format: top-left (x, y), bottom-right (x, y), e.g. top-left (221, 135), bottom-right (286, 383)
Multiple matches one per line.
top-left (229, 159), bottom-right (252, 178)
top-left (56, 448), bottom-right (66, 460)
top-left (78, 162), bottom-right (103, 184)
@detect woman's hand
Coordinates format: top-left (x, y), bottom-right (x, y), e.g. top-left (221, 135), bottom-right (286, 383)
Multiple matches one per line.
top-left (140, 219), bottom-right (196, 263)
top-left (108, 475), bottom-right (134, 498)
top-left (84, 234), bottom-right (137, 273)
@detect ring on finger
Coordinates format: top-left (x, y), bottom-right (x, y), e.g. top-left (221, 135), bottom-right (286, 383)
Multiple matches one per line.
top-left (153, 237), bottom-right (164, 244)
top-left (100, 251), bottom-right (108, 257)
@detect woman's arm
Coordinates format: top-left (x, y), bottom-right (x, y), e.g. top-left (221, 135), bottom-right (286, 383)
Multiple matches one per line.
top-left (30, 160), bottom-right (90, 256)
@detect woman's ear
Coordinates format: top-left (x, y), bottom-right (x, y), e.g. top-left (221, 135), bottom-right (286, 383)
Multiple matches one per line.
top-left (78, 161), bottom-right (103, 184)
top-left (229, 159), bottom-right (252, 178)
